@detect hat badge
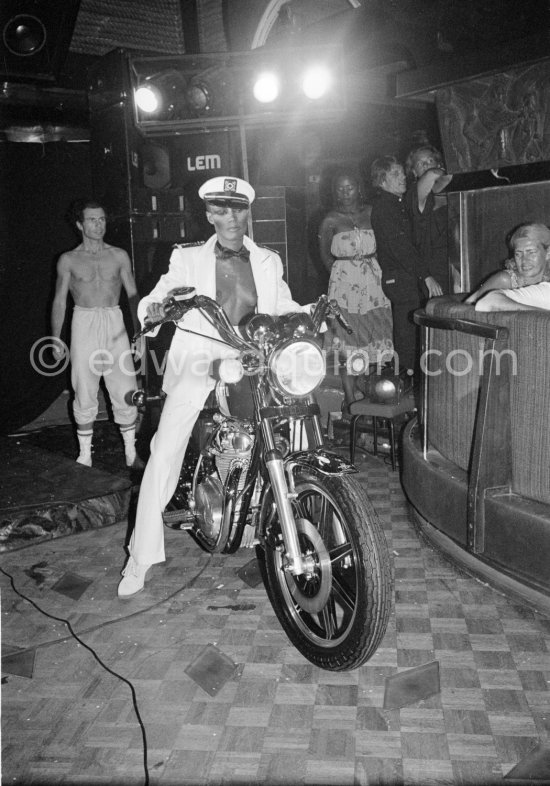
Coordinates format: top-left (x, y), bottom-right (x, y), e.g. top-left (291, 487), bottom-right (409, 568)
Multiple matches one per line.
top-left (223, 178), bottom-right (237, 193)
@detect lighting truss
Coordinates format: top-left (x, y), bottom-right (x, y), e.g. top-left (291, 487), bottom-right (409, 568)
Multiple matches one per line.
top-left (129, 48), bottom-right (346, 136)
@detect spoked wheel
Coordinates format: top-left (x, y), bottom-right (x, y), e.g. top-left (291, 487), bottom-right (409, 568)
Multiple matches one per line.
top-left (261, 469), bottom-right (391, 671)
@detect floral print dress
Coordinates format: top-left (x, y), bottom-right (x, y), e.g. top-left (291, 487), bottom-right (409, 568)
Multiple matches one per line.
top-left (324, 228), bottom-right (394, 365)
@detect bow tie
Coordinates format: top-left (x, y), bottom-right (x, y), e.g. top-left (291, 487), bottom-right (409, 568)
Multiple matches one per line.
top-left (215, 242), bottom-right (250, 262)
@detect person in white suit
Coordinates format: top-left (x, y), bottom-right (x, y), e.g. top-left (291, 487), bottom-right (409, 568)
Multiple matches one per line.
top-left (118, 176), bottom-right (308, 598)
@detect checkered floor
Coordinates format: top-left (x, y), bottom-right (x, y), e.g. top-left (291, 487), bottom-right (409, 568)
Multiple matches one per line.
top-left (2, 446), bottom-right (550, 785)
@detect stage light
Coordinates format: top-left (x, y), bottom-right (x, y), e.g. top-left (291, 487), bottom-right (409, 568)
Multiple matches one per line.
top-left (185, 77), bottom-right (212, 114)
top-left (253, 71), bottom-right (280, 104)
top-left (135, 84), bottom-right (161, 113)
top-left (302, 65), bottom-right (332, 100)
top-left (134, 69), bottom-right (187, 118)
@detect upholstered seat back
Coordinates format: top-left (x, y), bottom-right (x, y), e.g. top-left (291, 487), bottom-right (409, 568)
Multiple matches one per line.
top-left (423, 297), bottom-right (550, 505)
top-left (424, 298), bottom-right (495, 471)
top-left (507, 311), bottom-right (550, 504)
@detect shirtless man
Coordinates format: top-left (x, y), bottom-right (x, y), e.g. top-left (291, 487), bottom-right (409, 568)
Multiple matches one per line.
top-left (51, 199), bottom-right (142, 468)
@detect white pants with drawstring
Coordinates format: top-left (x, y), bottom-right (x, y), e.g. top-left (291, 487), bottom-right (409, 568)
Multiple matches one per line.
top-left (70, 306), bottom-right (138, 426)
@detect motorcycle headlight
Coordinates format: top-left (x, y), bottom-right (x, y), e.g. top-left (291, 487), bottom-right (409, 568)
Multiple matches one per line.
top-left (268, 338), bottom-right (325, 397)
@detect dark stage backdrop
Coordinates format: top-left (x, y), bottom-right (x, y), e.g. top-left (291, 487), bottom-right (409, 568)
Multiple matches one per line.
top-left (0, 141), bottom-right (92, 434)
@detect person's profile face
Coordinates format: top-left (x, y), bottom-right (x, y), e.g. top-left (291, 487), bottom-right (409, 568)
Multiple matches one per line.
top-left (512, 235), bottom-right (549, 281)
top-left (381, 164), bottom-right (406, 196)
top-left (334, 176), bottom-right (359, 207)
top-left (206, 203), bottom-right (249, 245)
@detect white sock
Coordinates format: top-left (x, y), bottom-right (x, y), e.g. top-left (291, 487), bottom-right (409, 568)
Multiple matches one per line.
top-left (76, 429), bottom-right (93, 467)
top-left (120, 426), bottom-right (137, 466)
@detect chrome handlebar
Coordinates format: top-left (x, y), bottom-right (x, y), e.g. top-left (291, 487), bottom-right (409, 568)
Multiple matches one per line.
top-left (133, 292), bottom-right (353, 344)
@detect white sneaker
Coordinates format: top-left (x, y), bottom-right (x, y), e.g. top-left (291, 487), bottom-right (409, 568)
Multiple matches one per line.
top-left (118, 557), bottom-right (152, 599)
top-left (126, 454), bottom-right (146, 470)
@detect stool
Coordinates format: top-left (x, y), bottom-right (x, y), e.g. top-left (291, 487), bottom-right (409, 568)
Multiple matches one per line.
top-left (348, 393), bottom-right (416, 470)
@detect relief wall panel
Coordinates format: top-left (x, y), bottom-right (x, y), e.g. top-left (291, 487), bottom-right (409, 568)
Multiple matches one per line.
top-left (436, 60), bottom-right (550, 174)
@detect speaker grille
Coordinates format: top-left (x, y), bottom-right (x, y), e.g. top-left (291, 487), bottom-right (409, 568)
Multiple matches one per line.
top-left (70, 0), bottom-right (186, 57)
top-left (0, 0), bottom-right (81, 81)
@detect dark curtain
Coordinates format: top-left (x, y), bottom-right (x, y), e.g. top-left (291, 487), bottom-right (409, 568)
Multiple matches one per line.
top-left (0, 140), bottom-right (91, 435)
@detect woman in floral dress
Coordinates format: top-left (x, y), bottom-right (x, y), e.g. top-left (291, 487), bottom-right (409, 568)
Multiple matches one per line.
top-left (319, 170), bottom-right (394, 410)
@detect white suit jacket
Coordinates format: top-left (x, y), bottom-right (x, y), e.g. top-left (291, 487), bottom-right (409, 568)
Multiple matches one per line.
top-left (138, 234), bottom-right (307, 405)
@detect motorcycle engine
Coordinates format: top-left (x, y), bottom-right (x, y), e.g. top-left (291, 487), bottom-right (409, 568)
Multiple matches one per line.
top-left (193, 418), bottom-right (255, 541)
top-left (211, 417), bottom-right (254, 479)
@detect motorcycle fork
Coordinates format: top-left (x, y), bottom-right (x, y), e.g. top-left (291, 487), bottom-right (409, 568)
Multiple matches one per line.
top-left (261, 418), bottom-right (306, 577)
top-left (310, 411), bottom-right (325, 447)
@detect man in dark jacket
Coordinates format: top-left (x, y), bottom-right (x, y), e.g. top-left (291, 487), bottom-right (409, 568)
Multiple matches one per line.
top-left (370, 156), bottom-right (442, 373)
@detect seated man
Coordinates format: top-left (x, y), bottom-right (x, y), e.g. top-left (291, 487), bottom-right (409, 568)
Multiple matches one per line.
top-left (466, 222), bottom-right (550, 305)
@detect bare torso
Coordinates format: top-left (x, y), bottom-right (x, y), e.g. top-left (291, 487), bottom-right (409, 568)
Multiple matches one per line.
top-left (215, 255), bottom-right (258, 325)
top-left (65, 243), bottom-right (127, 307)
top-left (51, 207), bottom-right (139, 354)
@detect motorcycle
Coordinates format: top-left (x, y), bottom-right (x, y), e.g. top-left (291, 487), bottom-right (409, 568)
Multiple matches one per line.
top-left (134, 288), bottom-right (391, 671)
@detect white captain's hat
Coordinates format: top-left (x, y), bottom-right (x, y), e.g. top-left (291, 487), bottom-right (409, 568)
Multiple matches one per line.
top-left (198, 176), bottom-right (255, 207)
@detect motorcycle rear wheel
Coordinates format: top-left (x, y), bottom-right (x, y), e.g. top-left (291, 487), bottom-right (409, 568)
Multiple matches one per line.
top-left (262, 469), bottom-right (391, 671)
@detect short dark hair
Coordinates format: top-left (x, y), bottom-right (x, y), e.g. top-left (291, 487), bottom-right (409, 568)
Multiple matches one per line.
top-left (370, 156), bottom-right (400, 189)
top-left (331, 169), bottom-right (360, 190)
top-left (67, 199), bottom-right (106, 226)
top-left (330, 169), bottom-right (363, 203)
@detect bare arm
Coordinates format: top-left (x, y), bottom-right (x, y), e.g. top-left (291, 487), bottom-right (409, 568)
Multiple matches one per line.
top-left (464, 270), bottom-right (513, 304)
top-left (119, 250), bottom-right (140, 334)
top-left (51, 255), bottom-right (71, 337)
top-left (475, 290), bottom-right (541, 312)
top-left (432, 172), bottom-right (453, 195)
top-left (416, 168), bottom-right (453, 212)
top-left (318, 214), bottom-right (337, 275)
top-left (51, 255), bottom-right (72, 357)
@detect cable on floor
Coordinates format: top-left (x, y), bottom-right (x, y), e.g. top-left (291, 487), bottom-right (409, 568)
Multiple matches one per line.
top-left (1, 557), bottom-right (212, 786)
top-left (1, 555), bottom-right (213, 653)
top-left (1, 564), bottom-right (150, 784)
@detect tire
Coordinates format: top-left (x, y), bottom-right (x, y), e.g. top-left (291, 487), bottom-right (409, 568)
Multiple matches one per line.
top-left (261, 469), bottom-right (391, 671)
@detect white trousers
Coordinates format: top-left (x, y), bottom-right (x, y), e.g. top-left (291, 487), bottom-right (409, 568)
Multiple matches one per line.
top-left (71, 306), bottom-right (138, 426)
top-left (128, 336), bottom-right (239, 566)
top-left (129, 395), bottom-right (202, 565)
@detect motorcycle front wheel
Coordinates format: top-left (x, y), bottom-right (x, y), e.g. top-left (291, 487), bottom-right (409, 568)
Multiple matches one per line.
top-left (261, 469), bottom-right (391, 671)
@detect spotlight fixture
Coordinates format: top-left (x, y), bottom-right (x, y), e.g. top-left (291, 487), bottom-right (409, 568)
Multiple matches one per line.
top-left (185, 77), bottom-right (212, 114)
top-left (135, 84), bottom-right (161, 113)
top-left (134, 69), bottom-right (187, 118)
top-left (252, 71), bottom-right (280, 104)
top-left (302, 65), bottom-right (332, 100)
